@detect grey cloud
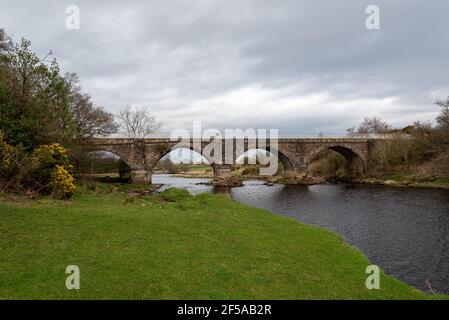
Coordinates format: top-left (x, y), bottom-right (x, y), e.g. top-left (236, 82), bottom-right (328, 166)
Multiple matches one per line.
top-left (1, 0), bottom-right (448, 135)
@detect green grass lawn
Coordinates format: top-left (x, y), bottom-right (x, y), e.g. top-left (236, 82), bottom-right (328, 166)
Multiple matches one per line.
top-left (0, 186), bottom-right (444, 299)
top-left (186, 164), bottom-right (212, 172)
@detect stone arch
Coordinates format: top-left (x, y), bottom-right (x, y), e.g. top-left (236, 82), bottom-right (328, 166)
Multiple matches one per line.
top-left (235, 147), bottom-right (295, 177)
top-left (78, 140), bottom-right (151, 183)
top-left (78, 148), bottom-right (132, 180)
top-left (308, 145), bottom-right (364, 163)
top-left (306, 144), bottom-right (365, 176)
top-left (81, 146), bottom-right (132, 169)
top-left (149, 144), bottom-right (218, 176)
top-left (274, 149), bottom-right (295, 172)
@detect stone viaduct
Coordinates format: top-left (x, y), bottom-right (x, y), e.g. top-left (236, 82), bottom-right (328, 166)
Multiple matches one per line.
top-left (79, 137), bottom-right (378, 183)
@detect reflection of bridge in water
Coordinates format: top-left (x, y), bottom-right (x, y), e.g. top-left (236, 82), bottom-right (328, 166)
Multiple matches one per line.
top-left (80, 138), bottom-right (380, 183)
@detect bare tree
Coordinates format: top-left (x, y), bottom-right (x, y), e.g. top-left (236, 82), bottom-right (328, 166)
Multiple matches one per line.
top-left (345, 127), bottom-right (356, 137)
top-left (66, 73), bottom-right (119, 139)
top-left (117, 105), bottom-right (160, 138)
top-left (357, 117), bottom-right (392, 134)
top-left (436, 97), bottom-right (449, 133)
top-left (0, 28), bottom-right (12, 57)
top-left (346, 117), bottom-right (392, 137)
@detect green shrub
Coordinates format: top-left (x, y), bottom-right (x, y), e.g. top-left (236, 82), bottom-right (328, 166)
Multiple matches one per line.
top-left (118, 159), bottom-right (131, 180)
top-left (159, 188), bottom-right (190, 202)
top-left (0, 131), bottom-right (22, 180)
top-left (1, 139), bottom-right (77, 199)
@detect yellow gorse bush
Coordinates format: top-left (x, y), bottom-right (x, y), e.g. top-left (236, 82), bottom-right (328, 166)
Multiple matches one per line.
top-left (31, 143), bottom-right (69, 168)
top-left (1, 132), bottom-right (76, 198)
top-left (51, 164), bottom-right (76, 197)
top-left (31, 143), bottom-right (76, 198)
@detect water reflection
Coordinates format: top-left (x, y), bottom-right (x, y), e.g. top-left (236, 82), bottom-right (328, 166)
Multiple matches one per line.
top-left (153, 174), bottom-right (449, 294)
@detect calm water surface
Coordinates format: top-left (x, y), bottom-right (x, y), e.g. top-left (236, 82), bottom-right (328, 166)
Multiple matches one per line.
top-left (153, 174), bottom-right (449, 294)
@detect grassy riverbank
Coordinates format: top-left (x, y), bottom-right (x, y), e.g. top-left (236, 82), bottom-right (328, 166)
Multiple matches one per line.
top-left (0, 185), bottom-right (444, 299)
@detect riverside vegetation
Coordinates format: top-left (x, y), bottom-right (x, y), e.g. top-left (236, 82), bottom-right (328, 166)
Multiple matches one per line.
top-left (311, 115), bottom-right (449, 187)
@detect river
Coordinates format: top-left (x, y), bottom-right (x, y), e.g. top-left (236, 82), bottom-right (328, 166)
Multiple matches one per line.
top-left (153, 174), bottom-right (449, 294)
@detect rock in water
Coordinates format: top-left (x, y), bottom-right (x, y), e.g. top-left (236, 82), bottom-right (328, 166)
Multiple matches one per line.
top-left (212, 176), bottom-right (244, 187)
top-left (282, 175), bottom-right (325, 185)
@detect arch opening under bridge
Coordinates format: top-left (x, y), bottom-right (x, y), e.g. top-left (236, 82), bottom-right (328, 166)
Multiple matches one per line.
top-left (79, 150), bottom-right (131, 182)
top-left (234, 148), bottom-right (296, 178)
top-left (307, 145), bottom-right (366, 179)
top-left (151, 147), bottom-right (216, 179)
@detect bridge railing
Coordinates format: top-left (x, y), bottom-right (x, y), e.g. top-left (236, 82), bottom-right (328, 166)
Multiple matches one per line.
top-left (93, 132), bottom-right (408, 139)
top-left (345, 133), bottom-right (411, 139)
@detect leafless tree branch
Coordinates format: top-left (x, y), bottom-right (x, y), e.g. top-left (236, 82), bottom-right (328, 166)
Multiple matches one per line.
top-left (117, 105), bottom-right (160, 138)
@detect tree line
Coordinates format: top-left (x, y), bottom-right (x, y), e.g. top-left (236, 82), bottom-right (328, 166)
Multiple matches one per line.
top-left (0, 29), bottom-right (118, 151)
top-left (0, 29), bottom-right (159, 197)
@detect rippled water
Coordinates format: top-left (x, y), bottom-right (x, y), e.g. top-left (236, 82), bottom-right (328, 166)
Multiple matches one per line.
top-left (153, 174), bottom-right (449, 294)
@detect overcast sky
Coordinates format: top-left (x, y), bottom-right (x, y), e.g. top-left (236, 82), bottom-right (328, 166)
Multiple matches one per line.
top-left (1, 0), bottom-right (448, 136)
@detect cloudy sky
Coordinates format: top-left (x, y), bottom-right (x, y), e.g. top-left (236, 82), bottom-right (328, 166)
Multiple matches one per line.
top-left (1, 0), bottom-right (448, 136)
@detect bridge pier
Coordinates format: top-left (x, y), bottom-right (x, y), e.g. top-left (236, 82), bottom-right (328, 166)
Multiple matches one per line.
top-left (285, 159), bottom-right (309, 179)
top-left (130, 169), bottom-right (151, 184)
top-left (213, 164), bottom-right (233, 178)
top-left (284, 169), bottom-right (298, 178)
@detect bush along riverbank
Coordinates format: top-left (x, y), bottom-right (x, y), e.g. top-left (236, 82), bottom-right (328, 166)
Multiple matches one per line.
top-left (0, 185), bottom-right (446, 299)
top-left (354, 175), bottom-right (449, 189)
